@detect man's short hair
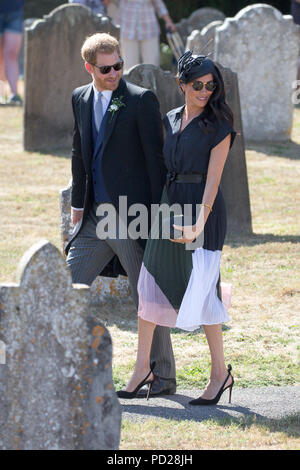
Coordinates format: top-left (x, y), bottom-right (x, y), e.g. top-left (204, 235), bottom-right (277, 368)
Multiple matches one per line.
top-left (81, 33), bottom-right (120, 64)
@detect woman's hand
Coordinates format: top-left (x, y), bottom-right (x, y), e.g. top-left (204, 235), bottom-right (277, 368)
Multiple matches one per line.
top-left (71, 208), bottom-right (83, 226)
top-left (170, 223), bottom-right (202, 244)
top-left (162, 14), bottom-right (176, 33)
top-left (170, 203), bottom-right (212, 244)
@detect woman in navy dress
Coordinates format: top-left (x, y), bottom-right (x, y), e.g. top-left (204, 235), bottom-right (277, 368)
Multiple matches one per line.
top-left (118, 52), bottom-right (236, 405)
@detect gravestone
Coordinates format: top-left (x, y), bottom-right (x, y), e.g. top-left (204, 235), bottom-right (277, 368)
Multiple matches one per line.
top-left (24, 4), bottom-right (120, 152)
top-left (19, 18), bottom-right (38, 78)
top-left (214, 4), bottom-right (300, 141)
top-left (124, 63), bottom-right (251, 235)
top-left (59, 183), bottom-right (132, 306)
top-left (186, 20), bottom-right (223, 55)
top-left (176, 7), bottom-right (225, 47)
top-left (0, 341), bottom-right (5, 365)
top-left (124, 64), bottom-right (185, 117)
top-left (0, 240), bottom-right (121, 450)
top-left (216, 63), bottom-right (252, 234)
top-left (60, 179), bottom-right (74, 252)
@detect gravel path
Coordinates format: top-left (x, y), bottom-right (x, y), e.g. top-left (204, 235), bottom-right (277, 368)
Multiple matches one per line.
top-left (119, 385), bottom-right (300, 423)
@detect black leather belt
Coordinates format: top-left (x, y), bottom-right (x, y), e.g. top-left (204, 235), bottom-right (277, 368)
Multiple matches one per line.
top-left (166, 171), bottom-right (207, 188)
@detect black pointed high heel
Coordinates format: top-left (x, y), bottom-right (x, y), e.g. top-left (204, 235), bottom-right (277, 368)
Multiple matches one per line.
top-left (117, 361), bottom-right (156, 400)
top-left (189, 364), bottom-right (234, 406)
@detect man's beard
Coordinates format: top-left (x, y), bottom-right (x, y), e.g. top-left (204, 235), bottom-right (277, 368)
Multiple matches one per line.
top-left (96, 74), bottom-right (121, 91)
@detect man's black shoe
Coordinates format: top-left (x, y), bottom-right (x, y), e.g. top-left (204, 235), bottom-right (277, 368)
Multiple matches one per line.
top-left (137, 375), bottom-right (176, 398)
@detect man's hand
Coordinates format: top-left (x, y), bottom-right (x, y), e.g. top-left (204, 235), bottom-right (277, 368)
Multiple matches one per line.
top-left (71, 208), bottom-right (84, 226)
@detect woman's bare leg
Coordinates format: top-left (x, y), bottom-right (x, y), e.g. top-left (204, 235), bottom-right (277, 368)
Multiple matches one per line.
top-left (3, 31), bottom-right (22, 96)
top-left (0, 36), bottom-right (6, 100)
top-left (125, 317), bottom-right (156, 392)
top-left (201, 324), bottom-right (232, 399)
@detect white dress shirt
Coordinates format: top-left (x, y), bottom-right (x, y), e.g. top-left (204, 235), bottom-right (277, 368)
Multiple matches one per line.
top-left (92, 84), bottom-right (113, 117)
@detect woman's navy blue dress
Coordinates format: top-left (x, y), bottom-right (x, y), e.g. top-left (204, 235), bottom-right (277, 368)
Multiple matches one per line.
top-left (137, 105), bottom-right (236, 331)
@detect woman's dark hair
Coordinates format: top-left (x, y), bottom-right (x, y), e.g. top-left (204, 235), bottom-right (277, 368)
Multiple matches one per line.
top-left (177, 64), bottom-right (234, 134)
top-left (205, 65), bottom-right (234, 127)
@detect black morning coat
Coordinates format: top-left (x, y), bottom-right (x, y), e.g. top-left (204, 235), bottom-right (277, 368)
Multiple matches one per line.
top-left (65, 77), bottom-right (167, 277)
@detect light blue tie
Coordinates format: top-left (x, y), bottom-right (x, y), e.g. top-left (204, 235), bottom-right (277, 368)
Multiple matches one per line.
top-left (94, 91), bottom-right (103, 133)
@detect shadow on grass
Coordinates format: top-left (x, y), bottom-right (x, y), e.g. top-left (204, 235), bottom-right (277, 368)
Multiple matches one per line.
top-left (92, 301), bottom-right (138, 329)
top-left (90, 231), bottom-right (299, 331)
top-left (225, 232), bottom-right (300, 248)
top-left (120, 394), bottom-right (300, 438)
top-left (92, 303), bottom-right (232, 334)
top-left (245, 139), bottom-right (300, 160)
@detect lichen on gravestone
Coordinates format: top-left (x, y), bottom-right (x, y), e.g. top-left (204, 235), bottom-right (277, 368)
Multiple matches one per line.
top-left (0, 240), bottom-right (121, 450)
top-left (214, 4), bottom-right (300, 141)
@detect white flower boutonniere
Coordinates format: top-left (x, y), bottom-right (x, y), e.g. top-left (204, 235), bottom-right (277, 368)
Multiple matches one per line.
top-left (107, 96), bottom-right (126, 122)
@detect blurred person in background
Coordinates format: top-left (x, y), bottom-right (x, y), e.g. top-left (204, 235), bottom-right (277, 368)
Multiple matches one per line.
top-left (0, 0), bottom-right (24, 105)
top-left (114, 0), bottom-right (176, 72)
top-left (68, 0), bottom-right (111, 16)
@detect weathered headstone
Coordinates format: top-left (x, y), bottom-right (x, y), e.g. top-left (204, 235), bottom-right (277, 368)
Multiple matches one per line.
top-left (24, 4), bottom-right (120, 152)
top-left (186, 20), bottom-right (223, 55)
top-left (176, 7), bottom-right (225, 46)
top-left (216, 63), bottom-right (252, 234)
top-left (214, 4), bottom-right (300, 141)
top-left (0, 341), bottom-right (5, 365)
top-left (0, 240), bottom-right (121, 450)
top-left (19, 18), bottom-right (38, 77)
top-left (59, 183), bottom-right (132, 306)
top-left (124, 64), bottom-right (185, 117)
top-left (124, 63), bottom-right (251, 233)
top-left (60, 179), bottom-right (74, 252)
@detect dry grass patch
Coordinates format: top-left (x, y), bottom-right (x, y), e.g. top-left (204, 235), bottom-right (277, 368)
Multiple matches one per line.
top-left (0, 108), bottom-right (71, 281)
top-left (0, 103), bottom-right (299, 450)
top-left (1, 107), bottom-right (299, 389)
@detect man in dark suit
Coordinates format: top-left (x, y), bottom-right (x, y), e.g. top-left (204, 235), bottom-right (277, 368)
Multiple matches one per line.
top-left (65, 32), bottom-right (176, 396)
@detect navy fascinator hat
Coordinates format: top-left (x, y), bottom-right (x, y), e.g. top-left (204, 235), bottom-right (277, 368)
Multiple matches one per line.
top-left (178, 50), bottom-right (220, 84)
